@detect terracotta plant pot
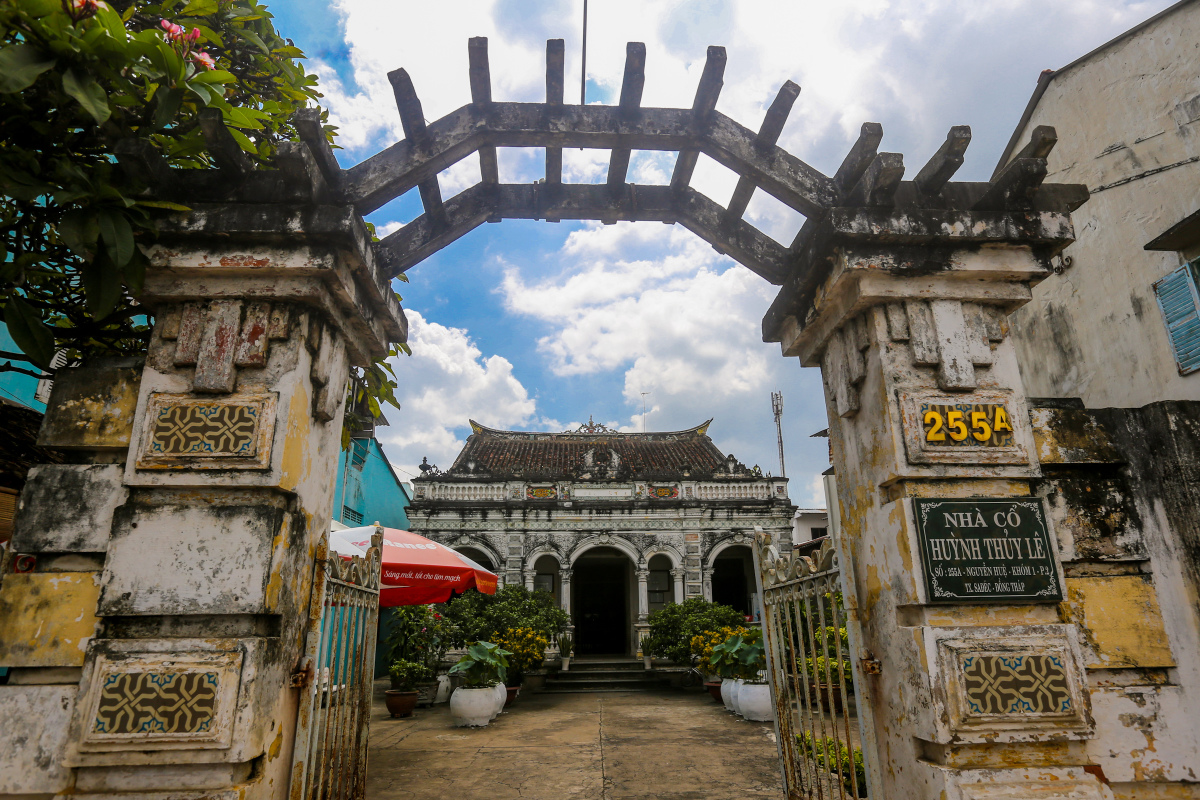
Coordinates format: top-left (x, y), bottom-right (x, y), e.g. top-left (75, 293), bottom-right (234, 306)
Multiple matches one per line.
top-left (704, 681), bottom-right (724, 703)
top-left (808, 683), bottom-right (845, 714)
top-left (505, 685), bottom-right (519, 707)
top-left (384, 690), bottom-right (419, 719)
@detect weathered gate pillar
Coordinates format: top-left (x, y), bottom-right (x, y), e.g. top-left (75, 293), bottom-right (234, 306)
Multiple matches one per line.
top-left (0, 138), bottom-right (405, 799)
top-left (775, 202), bottom-right (1108, 796)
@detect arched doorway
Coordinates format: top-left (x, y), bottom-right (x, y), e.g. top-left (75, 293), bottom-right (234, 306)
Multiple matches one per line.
top-left (454, 546), bottom-right (496, 574)
top-left (572, 546), bottom-right (635, 656)
top-left (711, 545), bottom-right (755, 618)
top-left (532, 554), bottom-right (561, 602)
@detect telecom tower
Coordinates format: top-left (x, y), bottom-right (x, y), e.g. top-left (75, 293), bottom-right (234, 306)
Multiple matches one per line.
top-left (771, 391), bottom-right (786, 478)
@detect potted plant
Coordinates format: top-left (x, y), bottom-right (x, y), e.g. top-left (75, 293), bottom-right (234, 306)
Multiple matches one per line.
top-left (692, 627), bottom-right (745, 703)
top-left (447, 641), bottom-right (511, 727)
top-left (735, 633), bottom-right (772, 722)
top-left (709, 632), bottom-right (746, 714)
top-left (557, 633), bottom-right (574, 671)
top-left (494, 627), bottom-right (548, 707)
top-left (381, 605), bottom-right (454, 707)
top-left (385, 659), bottom-right (430, 718)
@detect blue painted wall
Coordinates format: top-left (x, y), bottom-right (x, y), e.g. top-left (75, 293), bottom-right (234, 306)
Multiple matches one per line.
top-left (0, 324), bottom-right (45, 411)
top-left (333, 437), bottom-right (411, 530)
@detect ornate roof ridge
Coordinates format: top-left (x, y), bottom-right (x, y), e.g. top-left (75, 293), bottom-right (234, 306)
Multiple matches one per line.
top-left (467, 418), bottom-right (714, 439)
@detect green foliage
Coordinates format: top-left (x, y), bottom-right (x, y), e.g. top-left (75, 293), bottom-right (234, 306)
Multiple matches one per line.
top-left (644, 598), bottom-right (746, 666)
top-left (556, 632), bottom-right (573, 658)
top-left (708, 627), bottom-right (765, 681)
top-left (493, 626), bottom-right (548, 683)
top-left (387, 658), bottom-right (432, 692)
top-left (439, 584), bottom-right (569, 648)
top-left (0, 0), bottom-right (325, 372)
top-left (797, 731), bottom-right (868, 797)
top-left (447, 641), bottom-right (511, 688)
top-left (381, 604), bottom-right (452, 673)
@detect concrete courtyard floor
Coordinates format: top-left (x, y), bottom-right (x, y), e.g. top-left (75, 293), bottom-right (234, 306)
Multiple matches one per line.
top-left (365, 685), bottom-right (784, 800)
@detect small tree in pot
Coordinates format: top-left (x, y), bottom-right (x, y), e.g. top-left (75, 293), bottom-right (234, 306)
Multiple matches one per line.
top-left (493, 627), bottom-right (548, 704)
top-left (385, 659), bottom-right (431, 718)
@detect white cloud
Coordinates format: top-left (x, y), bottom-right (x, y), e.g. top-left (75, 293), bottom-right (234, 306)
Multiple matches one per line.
top-left (377, 310), bottom-right (542, 477)
top-left (497, 219), bottom-right (830, 486)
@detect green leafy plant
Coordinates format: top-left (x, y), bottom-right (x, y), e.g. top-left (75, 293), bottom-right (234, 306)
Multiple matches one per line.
top-left (556, 633), bottom-right (573, 659)
top-left (708, 632), bottom-right (745, 680)
top-left (388, 658), bottom-right (432, 692)
top-left (439, 584), bottom-right (568, 647)
top-left (797, 731), bottom-right (868, 797)
top-left (0, 0), bottom-right (403, 442)
top-left (645, 598), bottom-right (746, 666)
top-left (447, 641), bottom-right (512, 688)
top-left (382, 605), bottom-right (453, 674)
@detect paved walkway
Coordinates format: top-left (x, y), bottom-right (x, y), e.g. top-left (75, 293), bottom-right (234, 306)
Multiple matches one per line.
top-left (365, 685), bottom-right (783, 800)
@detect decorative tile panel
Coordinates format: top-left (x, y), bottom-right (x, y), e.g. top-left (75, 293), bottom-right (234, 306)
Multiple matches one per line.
top-left (136, 393), bottom-right (275, 470)
top-left (77, 648), bottom-right (242, 751)
top-left (648, 485), bottom-right (679, 499)
top-left (932, 627), bottom-right (1092, 740)
top-left (93, 671), bottom-right (218, 735)
top-left (961, 654), bottom-right (1072, 714)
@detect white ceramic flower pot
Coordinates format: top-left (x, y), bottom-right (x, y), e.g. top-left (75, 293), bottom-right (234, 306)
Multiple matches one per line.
top-left (739, 682), bottom-right (773, 722)
top-left (561, 656), bottom-right (571, 671)
top-left (720, 678), bottom-right (735, 712)
top-left (450, 687), bottom-right (493, 727)
top-left (730, 679), bottom-right (744, 716)
top-left (491, 682), bottom-right (506, 718)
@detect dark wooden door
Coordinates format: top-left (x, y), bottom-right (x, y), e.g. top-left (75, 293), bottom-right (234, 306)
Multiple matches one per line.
top-left (574, 561), bottom-right (628, 655)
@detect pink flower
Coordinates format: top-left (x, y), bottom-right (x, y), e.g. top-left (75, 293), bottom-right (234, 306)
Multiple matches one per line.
top-left (160, 19), bottom-right (185, 40)
top-left (191, 51), bottom-right (216, 70)
top-left (63, 0), bottom-right (108, 21)
top-left (188, 28), bottom-right (201, 43)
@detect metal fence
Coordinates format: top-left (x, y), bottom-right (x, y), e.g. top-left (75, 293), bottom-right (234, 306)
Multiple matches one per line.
top-left (753, 482), bottom-right (881, 799)
top-left (289, 530), bottom-right (382, 800)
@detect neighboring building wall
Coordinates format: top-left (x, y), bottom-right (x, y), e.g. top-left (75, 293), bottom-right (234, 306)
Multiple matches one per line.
top-left (1000, 0), bottom-right (1200, 407)
top-left (0, 325), bottom-right (46, 411)
top-left (332, 437), bottom-right (410, 530)
top-left (790, 508), bottom-right (828, 545)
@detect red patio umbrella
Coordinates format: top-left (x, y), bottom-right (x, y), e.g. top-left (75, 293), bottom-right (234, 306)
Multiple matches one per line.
top-left (330, 525), bottom-right (498, 606)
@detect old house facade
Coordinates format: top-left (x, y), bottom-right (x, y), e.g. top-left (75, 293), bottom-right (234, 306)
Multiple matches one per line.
top-left (407, 418), bottom-right (795, 656)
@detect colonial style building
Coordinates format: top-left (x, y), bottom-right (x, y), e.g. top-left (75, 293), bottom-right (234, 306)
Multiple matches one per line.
top-left (408, 418), bottom-right (795, 656)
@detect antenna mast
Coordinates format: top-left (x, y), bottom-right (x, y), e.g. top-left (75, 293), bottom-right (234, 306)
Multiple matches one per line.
top-left (640, 391), bottom-right (650, 433)
top-left (580, 0), bottom-right (588, 105)
top-left (771, 391), bottom-right (786, 477)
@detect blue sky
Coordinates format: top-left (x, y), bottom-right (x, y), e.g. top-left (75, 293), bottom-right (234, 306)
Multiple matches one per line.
top-left (268, 0), bottom-right (1171, 502)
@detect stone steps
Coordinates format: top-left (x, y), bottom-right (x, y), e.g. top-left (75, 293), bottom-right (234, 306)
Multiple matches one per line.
top-left (542, 658), bottom-right (671, 693)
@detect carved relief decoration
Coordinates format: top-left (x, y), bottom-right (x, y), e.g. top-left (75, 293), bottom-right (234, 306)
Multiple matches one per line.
top-left (159, 300), bottom-right (290, 394)
top-left (137, 393), bottom-right (275, 470)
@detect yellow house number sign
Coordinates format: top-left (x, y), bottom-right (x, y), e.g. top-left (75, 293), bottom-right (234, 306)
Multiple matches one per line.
top-left (921, 402), bottom-right (1014, 447)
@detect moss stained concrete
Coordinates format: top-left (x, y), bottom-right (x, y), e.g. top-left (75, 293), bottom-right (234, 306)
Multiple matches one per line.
top-left (365, 685), bottom-right (782, 800)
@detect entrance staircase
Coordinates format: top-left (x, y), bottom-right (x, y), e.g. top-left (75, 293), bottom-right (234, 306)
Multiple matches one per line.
top-left (541, 658), bottom-right (672, 693)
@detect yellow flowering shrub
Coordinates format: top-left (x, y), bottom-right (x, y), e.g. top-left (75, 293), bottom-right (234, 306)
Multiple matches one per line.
top-left (494, 626), bottom-right (549, 675)
top-left (690, 626), bottom-right (748, 668)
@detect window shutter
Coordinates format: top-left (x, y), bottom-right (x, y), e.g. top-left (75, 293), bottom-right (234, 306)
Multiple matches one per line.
top-left (1153, 262), bottom-right (1200, 375)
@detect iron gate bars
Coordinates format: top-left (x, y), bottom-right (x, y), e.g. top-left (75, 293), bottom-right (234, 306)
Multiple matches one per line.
top-left (289, 530), bottom-right (382, 800)
top-left (753, 519), bottom-right (880, 799)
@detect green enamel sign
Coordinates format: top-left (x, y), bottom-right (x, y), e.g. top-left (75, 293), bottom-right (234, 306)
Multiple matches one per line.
top-left (913, 498), bottom-right (1062, 604)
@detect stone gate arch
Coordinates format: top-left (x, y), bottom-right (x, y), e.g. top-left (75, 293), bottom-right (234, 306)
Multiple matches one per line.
top-left (0, 30), bottom-right (1111, 800)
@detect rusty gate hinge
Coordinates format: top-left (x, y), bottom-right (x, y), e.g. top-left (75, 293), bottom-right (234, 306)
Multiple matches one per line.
top-left (859, 658), bottom-right (882, 675)
top-left (290, 657), bottom-right (314, 689)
